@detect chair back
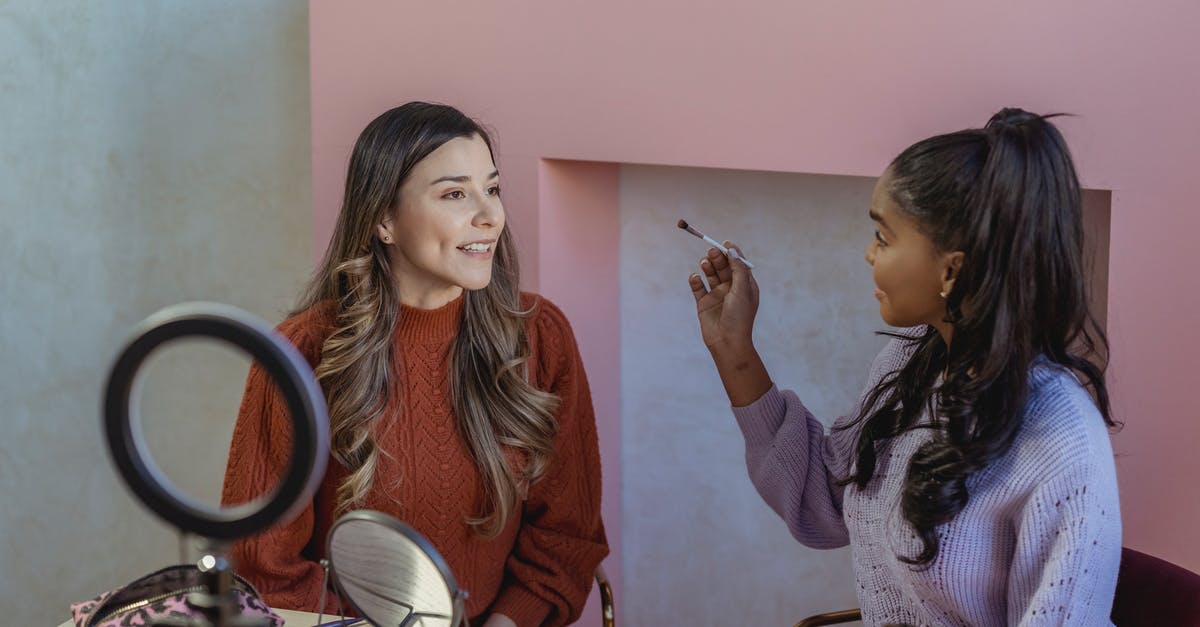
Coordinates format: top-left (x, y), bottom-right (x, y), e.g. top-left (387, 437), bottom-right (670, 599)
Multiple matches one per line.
top-left (1111, 547), bottom-right (1200, 626)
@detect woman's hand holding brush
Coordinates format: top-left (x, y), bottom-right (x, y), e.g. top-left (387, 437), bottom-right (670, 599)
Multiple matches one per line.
top-left (688, 241), bottom-right (773, 407)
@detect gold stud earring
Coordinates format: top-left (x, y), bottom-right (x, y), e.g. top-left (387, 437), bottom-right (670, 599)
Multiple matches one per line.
top-left (939, 291), bottom-right (948, 299)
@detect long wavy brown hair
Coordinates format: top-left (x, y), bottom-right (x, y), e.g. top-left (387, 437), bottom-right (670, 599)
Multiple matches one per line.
top-left (295, 102), bottom-right (559, 535)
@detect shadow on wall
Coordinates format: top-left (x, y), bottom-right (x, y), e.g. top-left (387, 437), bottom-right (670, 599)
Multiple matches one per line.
top-left (0, 2), bottom-right (311, 625)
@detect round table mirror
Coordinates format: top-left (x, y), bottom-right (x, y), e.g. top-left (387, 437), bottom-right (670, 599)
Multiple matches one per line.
top-left (327, 510), bottom-right (466, 627)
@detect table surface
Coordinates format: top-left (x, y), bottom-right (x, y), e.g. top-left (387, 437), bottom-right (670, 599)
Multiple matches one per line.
top-left (58, 608), bottom-right (345, 626)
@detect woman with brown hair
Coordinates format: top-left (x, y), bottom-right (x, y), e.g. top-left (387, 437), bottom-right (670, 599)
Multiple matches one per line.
top-left (222, 102), bottom-right (608, 627)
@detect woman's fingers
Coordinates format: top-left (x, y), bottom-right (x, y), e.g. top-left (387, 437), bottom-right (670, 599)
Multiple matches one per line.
top-left (707, 247), bottom-right (734, 285)
top-left (700, 255), bottom-right (721, 288)
top-left (726, 243), bottom-right (753, 279)
top-left (688, 273), bottom-right (708, 304)
top-left (717, 242), bottom-right (756, 304)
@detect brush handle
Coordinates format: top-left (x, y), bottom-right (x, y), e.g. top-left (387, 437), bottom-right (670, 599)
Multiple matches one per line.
top-left (699, 234), bottom-right (726, 253)
top-left (731, 250), bottom-right (755, 269)
top-left (701, 234), bottom-right (755, 268)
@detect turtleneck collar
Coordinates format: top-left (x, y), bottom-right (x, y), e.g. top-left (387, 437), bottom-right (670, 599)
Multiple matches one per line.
top-left (396, 293), bottom-right (464, 343)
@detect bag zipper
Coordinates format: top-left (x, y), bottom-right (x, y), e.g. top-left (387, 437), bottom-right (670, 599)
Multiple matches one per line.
top-left (89, 585), bottom-right (206, 625)
top-left (84, 567), bottom-right (265, 627)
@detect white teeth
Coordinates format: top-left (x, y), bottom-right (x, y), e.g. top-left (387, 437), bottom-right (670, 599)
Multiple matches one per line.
top-left (461, 243), bottom-right (491, 252)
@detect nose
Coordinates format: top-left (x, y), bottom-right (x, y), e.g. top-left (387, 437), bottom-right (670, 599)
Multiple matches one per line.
top-left (472, 192), bottom-right (503, 228)
top-left (864, 240), bottom-right (876, 266)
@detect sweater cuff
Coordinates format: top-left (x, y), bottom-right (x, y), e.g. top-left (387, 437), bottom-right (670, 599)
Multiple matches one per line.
top-left (489, 583), bottom-right (554, 627)
top-left (731, 384), bottom-right (790, 447)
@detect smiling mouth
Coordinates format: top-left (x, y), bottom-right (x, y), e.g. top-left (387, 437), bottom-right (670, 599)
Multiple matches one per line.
top-left (458, 242), bottom-right (494, 254)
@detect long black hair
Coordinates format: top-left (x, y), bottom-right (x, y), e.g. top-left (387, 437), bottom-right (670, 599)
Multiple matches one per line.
top-left (836, 108), bottom-right (1115, 566)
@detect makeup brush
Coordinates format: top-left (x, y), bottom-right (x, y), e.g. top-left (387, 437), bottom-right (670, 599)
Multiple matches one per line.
top-left (677, 219), bottom-right (755, 268)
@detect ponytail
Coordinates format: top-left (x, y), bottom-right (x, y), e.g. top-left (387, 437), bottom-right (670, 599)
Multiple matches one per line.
top-left (838, 108), bottom-right (1115, 566)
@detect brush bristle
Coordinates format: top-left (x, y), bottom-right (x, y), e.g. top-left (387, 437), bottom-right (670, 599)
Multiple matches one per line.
top-left (677, 219), bottom-right (689, 229)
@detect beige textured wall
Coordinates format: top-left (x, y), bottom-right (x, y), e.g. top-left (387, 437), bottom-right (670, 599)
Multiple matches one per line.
top-left (620, 164), bottom-right (888, 625)
top-left (0, 3), bottom-right (311, 625)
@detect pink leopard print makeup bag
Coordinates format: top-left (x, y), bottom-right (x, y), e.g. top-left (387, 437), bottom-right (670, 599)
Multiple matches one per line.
top-left (70, 564), bottom-right (283, 627)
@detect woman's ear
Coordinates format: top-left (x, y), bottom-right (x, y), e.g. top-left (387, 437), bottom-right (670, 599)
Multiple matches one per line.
top-left (940, 251), bottom-right (965, 297)
top-left (376, 219), bottom-right (394, 245)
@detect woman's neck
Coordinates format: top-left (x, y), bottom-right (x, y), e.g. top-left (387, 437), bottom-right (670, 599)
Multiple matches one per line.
top-left (933, 319), bottom-right (953, 350)
top-left (397, 284), bottom-right (464, 310)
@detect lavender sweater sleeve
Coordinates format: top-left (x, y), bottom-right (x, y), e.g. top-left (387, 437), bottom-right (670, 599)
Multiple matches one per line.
top-left (732, 386), bottom-right (851, 548)
top-left (730, 333), bottom-right (919, 549)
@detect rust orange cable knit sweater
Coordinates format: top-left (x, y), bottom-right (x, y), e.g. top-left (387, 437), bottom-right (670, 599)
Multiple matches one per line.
top-left (221, 293), bottom-right (608, 626)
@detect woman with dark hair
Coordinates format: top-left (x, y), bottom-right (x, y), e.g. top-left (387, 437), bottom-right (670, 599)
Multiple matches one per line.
top-left (690, 108), bottom-right (1120, 625)
top-left (222, 102), bottom-right (608, 627)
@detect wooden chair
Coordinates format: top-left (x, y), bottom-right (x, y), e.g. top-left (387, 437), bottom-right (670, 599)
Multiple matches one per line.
top-left (795, 608), bottom-right (862, 626)
top-left (793, 547), bottom-right (1200, 627)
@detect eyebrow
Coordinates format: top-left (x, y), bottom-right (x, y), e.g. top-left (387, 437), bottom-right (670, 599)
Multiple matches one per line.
top-left (429, 170), bottom-right (500, 186)
top-left (868, 208), bottom-right (891, 230)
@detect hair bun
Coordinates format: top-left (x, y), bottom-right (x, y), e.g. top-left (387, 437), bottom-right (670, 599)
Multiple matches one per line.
top-left (986, 107), bottom-right (1041, 132)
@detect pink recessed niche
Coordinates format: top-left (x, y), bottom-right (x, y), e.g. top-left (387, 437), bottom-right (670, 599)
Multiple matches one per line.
top-left (311, 1), bottom-right (1200, 623)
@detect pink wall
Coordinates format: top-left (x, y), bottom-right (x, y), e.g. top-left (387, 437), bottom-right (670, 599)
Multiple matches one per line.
top-left (310, 0), bottom-right (1200, 608)
top-left (537, 160), bottom-right (621, 622)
